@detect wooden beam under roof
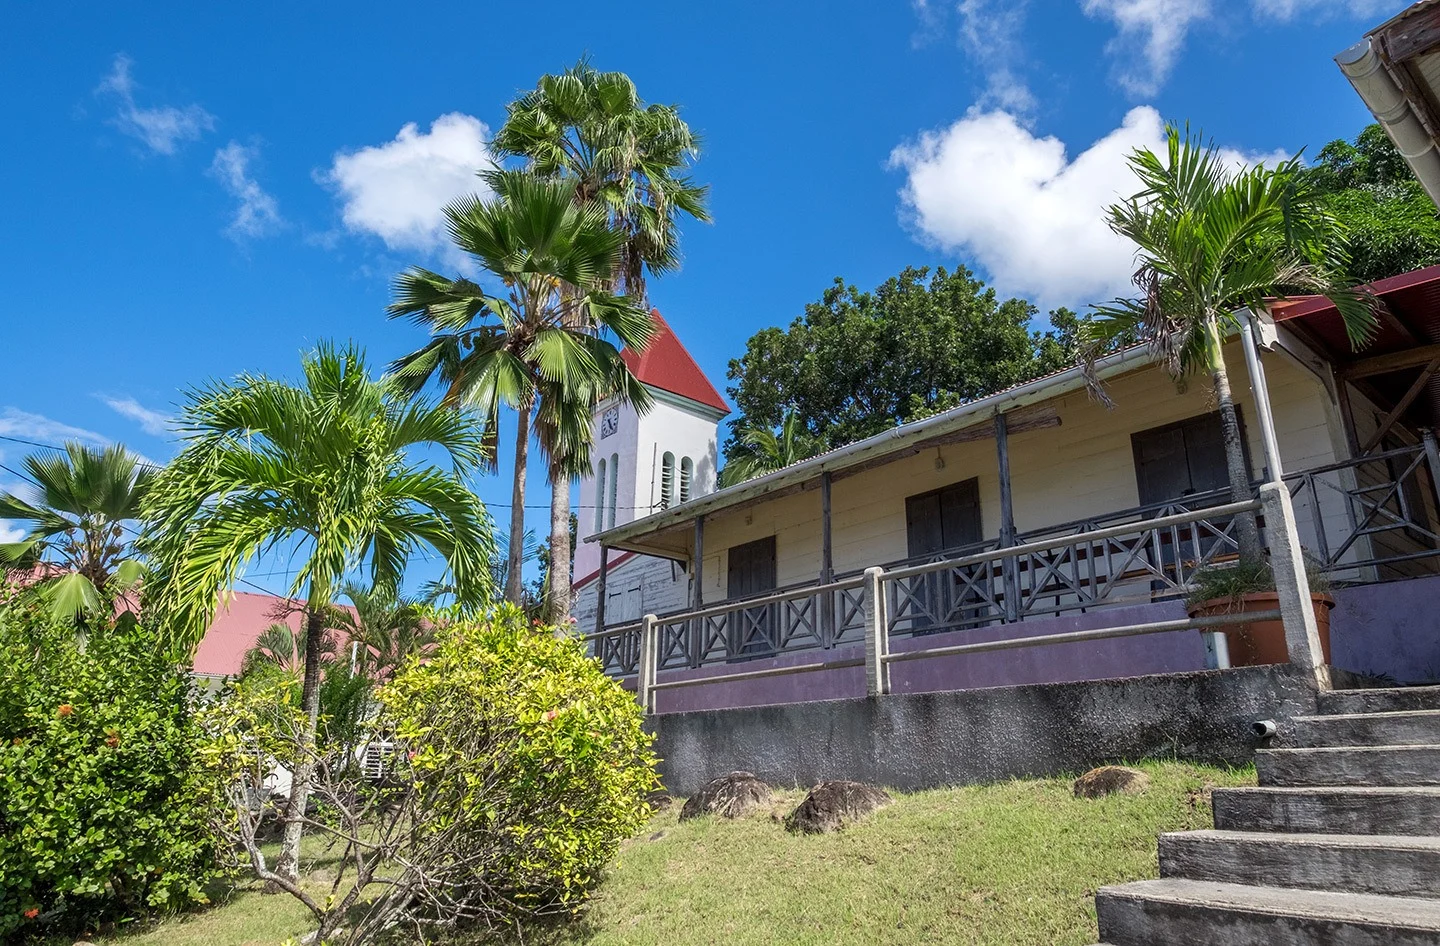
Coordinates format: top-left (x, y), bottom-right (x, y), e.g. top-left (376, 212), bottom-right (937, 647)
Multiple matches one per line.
top-left (1340, 343), bottom-right (1440, 379)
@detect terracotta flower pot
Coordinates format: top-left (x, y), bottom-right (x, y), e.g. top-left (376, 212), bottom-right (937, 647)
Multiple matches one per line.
top-left (1187, 591), bottom-right (1334, 667)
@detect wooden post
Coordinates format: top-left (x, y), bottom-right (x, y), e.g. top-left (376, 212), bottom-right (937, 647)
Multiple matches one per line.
top-left (637, 613), bottom-right (659, 714)
top-left (690, 516), bottom-right (704, 668)
top-left (1424, 428), bottom-right (1440, 510)
top-left (995, 412), bottom-right (1020, 623)
top-left (863, 566), bottom-right (890, 696)
top-left (593, 545), bottom-right (609, 637)
top-left (820, 472), bottom-right (835, 646)
top-left (692, 516), bottom-right (705, 609)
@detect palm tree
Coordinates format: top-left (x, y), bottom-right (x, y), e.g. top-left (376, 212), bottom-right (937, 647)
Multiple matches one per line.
top-left (387, 173), bottom-right (653, 609)
top-left (143, 342), bottom-right (494, 884)
top-left (492, 62), bottom-right (710, 620)
top-left (719, 413), bottom-right (822, 487)
top-left (1087, 125), bottom-right (1377, 564)
top-left (328, 581), bottom-right (433, 678)
top-left (0, 443), bottom-right (152, 621)
top-left (491, 59), bottom-right (710, 301)
top-left (241, 621), bottom-right (338, 677)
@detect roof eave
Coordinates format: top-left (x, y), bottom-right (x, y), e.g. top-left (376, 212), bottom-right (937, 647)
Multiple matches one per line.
top-left (586, 345), bottom-right (1154, 550)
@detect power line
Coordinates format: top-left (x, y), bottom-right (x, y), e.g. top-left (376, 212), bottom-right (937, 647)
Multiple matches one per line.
top-left (1, 433), bottom-right (658, 510)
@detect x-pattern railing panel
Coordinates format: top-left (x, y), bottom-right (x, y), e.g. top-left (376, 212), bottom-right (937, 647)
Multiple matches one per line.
top-left (597, 627), bottom-right (640, 676)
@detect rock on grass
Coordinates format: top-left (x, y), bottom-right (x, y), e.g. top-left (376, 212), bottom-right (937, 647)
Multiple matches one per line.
top-left (785, 780), bottom-right (892, 834)
top-left (1073, 765), bottom-right (1151, 799)
top-left (679, 772), bottom-right (773, 821)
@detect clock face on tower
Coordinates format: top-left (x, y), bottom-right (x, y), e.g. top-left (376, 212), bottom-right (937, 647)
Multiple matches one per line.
top-left (600, 406), bottom-right (619, 439)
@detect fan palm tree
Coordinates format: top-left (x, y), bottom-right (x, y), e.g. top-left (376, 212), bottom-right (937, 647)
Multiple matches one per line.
top-left (143, 341), bottom-right (494, 884)
top-left (387, 173), bottom-right (653, 610)
top-left (720, 413), bottom-right (822, 487)
top-left (0, 443), bottom-right (152, 621)
top-left (492, 62), bottom-right (710, 620)
top-left (328, 581), bottom-right (433, 678)
top-left (1087, 125), bottom-right (1377, 565)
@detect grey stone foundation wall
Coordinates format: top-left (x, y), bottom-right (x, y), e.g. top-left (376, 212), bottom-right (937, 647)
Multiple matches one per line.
top-left (649, 665), bottom-right (1320, 796)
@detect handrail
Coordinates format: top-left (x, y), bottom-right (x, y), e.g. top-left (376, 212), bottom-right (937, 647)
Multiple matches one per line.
top-left (1282, 442), bottom-right (1422, 479)
top-left (883, 498), bottom-right (1262, 583)
top-left (647, 573), bottom-right (865, 626)
top-left (884, 610), bottom-right (1279, 665)
top-left (649, 655), bottom-right (868, 692)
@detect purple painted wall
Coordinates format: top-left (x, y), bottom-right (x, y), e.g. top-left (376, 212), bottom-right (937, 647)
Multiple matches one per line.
top-left (641, 574), bottom-right (1440, 712)
top-left (651, 601), bottom-right (1205, 714)
top-left (1328, 574), bottom-right (1440, 685)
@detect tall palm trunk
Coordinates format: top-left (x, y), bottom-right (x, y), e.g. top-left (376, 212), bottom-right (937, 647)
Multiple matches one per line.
top-left (506, 403), bottom-right (532, 603)
top-left (546, 471), bottom-right (571, 622)
top-left (1206, 317), bottom-right (1263, 565)
top-left (274, 606), bottom-right (325, 885)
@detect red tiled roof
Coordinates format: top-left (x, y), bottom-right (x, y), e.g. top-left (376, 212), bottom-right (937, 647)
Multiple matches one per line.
top-left (620, 310), bottom-right (730, 415)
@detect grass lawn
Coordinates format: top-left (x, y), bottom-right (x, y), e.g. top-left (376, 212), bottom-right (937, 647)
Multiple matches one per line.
top-left (98, 760), bottom-right (1252, 946)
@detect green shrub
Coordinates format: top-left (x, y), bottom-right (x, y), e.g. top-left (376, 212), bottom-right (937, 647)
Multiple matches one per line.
top-left (377, 604), bottom-right (660, 923)
top-left (0, 606), bottom-right (226, 939)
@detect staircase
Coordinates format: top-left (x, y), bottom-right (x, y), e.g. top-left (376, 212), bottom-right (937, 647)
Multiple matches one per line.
top-left (1090, 685), bottom-right (1440, 945)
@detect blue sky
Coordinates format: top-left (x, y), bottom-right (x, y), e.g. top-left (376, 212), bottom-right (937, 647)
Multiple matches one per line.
top-left (0, 0), bottom-right (1403, 594)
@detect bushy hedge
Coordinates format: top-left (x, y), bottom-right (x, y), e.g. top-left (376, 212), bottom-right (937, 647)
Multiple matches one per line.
top-left (377, 605), bottom-right (660, 923)
top-left (0, 608), bottom-right (225, 939)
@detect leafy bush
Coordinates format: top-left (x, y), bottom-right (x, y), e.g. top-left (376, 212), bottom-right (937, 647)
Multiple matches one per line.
top-left (0, 606), bottom-right (226, 939)
top-left (202, 604), bottom-right (659, 945)
top-left (377, 604), bottom-right (660, 923)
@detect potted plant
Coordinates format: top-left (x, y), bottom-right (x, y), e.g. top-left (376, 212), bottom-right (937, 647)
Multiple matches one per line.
top-left (1185, 558), bottom-right (1334, 666)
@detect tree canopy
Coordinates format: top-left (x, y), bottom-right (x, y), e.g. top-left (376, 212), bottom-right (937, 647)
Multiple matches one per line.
top-left (722, 265), bottom-right (1078, 470)
top-left (1307, 123), bottom-right (1440, 284)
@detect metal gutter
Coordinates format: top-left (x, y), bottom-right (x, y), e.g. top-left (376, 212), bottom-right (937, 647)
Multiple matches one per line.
top-left (1336, 37), bottom-right (1440, 207)
top-left (586, 344), bottom-right (1154, 549)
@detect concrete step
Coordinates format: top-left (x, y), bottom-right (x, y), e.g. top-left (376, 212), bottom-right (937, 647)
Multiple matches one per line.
top-left (1257, 745), bottom-right (1440, 787)
top-left (1159, 829), bottom-right (1440, 899)
top-left (1213, 786), bottom-right (1440, 835)
top-left (1321, 686), bottom-right (1440, 716)
top-left (1289, 709), bottom-right (1440, 748)
top-left (1096, 879), bottom-right (1440, 945)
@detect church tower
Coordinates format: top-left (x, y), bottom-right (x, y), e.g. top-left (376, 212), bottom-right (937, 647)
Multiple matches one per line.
top-left (571, 310), bottom-right (728, 628)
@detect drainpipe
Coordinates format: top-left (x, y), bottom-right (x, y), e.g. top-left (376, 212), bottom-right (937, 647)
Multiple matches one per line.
top-left (1336, 38), bottom-right (1440, 207)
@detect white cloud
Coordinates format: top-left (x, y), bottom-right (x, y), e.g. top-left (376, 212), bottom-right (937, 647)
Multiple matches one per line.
top-left (323, 113), bottom-right (496, 258)
top-left (890, 106), bottom-right (1281, 311)
top-left (0, 525), bottom-right (25, 544)
top-left (0, 408), bottom-right (108, 449)
top-left (1081, 0), bottom-right (1212, 97)
top-left (96, 54), bottom-right (215, 155)
top-left (958, 0), bottom-right (1037, 115)
top-left (1252, 0), bottom-right (1396, 19)
top-left (209, 142), bottom-right (283, 240)
top-left (100, 396), bottom-right (172, 437)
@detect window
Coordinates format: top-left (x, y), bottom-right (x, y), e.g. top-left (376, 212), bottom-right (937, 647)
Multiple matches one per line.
top-left (607, 452), bottom-right (619, 529)
top-left (1131, 411), bottom-right (1249, 507)
top-left (594, 458), bottom-right (607, 532)
top-left (660, 452), bottom-right (676, 509)
top-left (680, 457), bottom-right (694, 503)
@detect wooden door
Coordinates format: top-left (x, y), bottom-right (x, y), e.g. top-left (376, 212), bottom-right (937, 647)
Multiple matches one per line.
top-left (726, 536), bottom-right (777, 657)
top-left (904, 478), bottom-right (983, 632)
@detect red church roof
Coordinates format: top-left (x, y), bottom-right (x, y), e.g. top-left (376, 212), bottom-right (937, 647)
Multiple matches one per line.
top-left (620, 310), bottom-right (730, 415)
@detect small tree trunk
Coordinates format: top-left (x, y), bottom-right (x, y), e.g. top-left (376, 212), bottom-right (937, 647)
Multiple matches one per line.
top-left (506, 403), bottom-right (532, 604)
top-left (546, 470), bottom-right (572, 623)
top-left (1207, 318), bottom-right (1263, 565)
top-left (273, 607), bottom-right (325, 886)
